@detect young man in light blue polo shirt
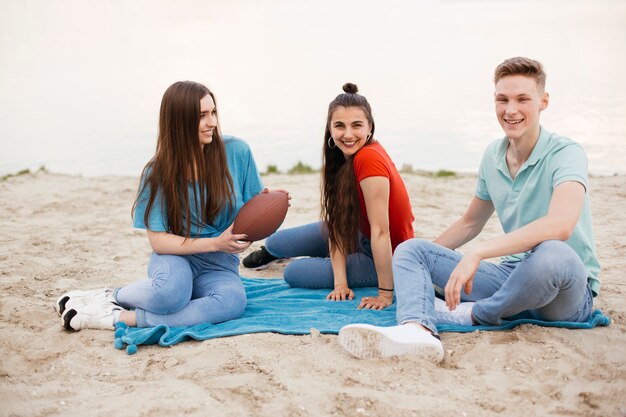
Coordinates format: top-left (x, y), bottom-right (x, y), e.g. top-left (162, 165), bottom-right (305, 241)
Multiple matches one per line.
top-left (338, 57), bottom-right (600, 363)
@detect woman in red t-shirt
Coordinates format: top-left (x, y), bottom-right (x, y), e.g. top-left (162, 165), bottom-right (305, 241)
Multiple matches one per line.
top-left (243, 83), bottom-right (414, 310)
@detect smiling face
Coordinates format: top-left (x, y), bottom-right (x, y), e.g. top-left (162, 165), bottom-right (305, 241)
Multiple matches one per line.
top-left (329, 106), bottom-right (371, 158)
top-left (495, 75), bottom-right (549, 143)
top-left (198, 94), bottom-right (217, 148)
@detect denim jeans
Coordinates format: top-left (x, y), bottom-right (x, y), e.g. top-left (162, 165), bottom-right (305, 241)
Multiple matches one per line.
top-left (393, 238), bottom-right (594, 334)
top-left (113, 252), bottom-right (246, 327)
top-left (265, 221), bottom-right (379, 288)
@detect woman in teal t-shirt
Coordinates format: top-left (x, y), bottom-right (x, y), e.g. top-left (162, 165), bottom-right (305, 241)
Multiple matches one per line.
top-left (56, 81), bottom-right (264, 330)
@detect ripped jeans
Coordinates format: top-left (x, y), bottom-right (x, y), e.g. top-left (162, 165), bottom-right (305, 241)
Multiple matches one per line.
top-left (393, 238), bottom-right (593, 334)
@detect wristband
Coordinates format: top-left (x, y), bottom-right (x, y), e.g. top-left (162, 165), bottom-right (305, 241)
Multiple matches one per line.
top-left (378, 287), bottom-right (394, 292)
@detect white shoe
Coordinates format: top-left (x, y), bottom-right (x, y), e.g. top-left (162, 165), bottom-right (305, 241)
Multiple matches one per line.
top-left (338, 323), bottom-right (444, 362)
top-left (62, 300), bottom-right (123, 331)
top-left (55, 288), bottom-right (114, 316)
top-left (434, 298), bottom-right (475, 326)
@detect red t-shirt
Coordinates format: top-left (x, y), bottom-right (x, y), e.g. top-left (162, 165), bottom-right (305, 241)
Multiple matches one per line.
top-left (353, 141), bottom-right (414, 251)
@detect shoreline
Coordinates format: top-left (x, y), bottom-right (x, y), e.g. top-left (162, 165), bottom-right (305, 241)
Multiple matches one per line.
top-left (3, 165), bottom-right (626, 183)
top-left (0, 171), bottom-right (624, 416)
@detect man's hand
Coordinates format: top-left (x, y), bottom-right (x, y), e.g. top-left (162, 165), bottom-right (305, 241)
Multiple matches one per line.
top-left (444, 252), bottom-right (481, 310)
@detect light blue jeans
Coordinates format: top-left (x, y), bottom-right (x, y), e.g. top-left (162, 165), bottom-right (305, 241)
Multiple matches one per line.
top-left (113, 252), bottom-right (246, 327)
top-left (265, 221), bottom-right (379, 288)
top-left (393, 238), bottom-right (594, 334)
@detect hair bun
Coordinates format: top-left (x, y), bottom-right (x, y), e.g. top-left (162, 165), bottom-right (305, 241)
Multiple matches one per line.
top-left (342, 83), bottom-right (359, 94)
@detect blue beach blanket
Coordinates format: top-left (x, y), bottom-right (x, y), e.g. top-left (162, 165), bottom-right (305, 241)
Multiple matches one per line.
top-left (113, 278), bottom-right (611, 354)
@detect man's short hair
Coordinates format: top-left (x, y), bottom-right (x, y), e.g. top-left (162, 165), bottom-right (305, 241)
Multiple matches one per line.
top-left (494, 57), bottom-right (546, 91)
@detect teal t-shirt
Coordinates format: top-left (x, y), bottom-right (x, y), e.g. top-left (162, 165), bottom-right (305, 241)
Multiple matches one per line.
top-left (475, 127), bottom-right (601, 295)
top-left (133, 136), bottom-right (264, 238)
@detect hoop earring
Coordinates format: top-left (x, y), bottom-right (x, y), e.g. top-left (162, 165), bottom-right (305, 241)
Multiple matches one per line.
top-left (327, 137), bottom-right (336, 149)
top-left (366, 133), bottom-right (372, 140)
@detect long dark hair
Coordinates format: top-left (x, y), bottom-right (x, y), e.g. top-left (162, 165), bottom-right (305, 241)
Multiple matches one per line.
top-left (132, 81), bottom-right (234, 238)
top-left (322, 83), bottom-right (375, 255)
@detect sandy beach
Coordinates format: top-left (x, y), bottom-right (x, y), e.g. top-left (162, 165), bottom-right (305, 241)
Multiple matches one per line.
top-left (0, 170), bottom-right (624, 417)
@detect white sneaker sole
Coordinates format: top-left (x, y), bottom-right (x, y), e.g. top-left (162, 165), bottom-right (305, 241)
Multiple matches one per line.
top-left (61, 302), bottom-right (119, 331)
top-left (55, 289), bottom-right (112, 316)
top-left (55, 294), bottom-right (71, 316)
top-left (56, 291), bottom-right (86, 316)
top-left (62, 308), bottom-right (79, 330)
top-left (338, 324), bottom-right (444, 362)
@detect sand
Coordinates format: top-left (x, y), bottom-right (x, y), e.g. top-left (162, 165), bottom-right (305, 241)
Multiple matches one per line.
top-left (0, 170), bottom-right (624, 417)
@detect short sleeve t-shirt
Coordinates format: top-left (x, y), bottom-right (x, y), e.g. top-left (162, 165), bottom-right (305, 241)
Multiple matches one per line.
top-left (475, 127), bottom-right (600, 295)
top-left (353, 141), bottom-right (414, 251)
top-left (133, 136), bottom-right (264, 238)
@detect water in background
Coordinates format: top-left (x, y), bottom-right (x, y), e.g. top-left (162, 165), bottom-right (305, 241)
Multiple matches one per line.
top-left (1, 0), bottom-right (625, 177)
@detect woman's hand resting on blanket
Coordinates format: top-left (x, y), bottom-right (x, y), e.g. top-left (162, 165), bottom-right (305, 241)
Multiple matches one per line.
top-left (327, 286), bottom-right (354, 302)
top-left (357, 293), bottom-right (393, 310)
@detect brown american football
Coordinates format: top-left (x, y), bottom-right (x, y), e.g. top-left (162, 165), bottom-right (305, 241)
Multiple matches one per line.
top-left (232, 191), bottom-right (289, 242)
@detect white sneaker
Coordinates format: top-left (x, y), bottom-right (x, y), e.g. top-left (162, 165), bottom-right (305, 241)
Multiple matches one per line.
top-left (434, 298), bottom-right (475, 326)
top-left (55, 288), bottom-right (114, 316)
top-left (338, 323), bottom-right (444, 362)
top-left (62, 300), bottom-right (123, 331)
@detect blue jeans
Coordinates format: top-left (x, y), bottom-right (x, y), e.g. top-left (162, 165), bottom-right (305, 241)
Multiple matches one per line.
top-left (113, 252), bottom-right (246, 327)
top-left (393, 238), bottom-right (594, 334)
top-left (265, 221), bottom-right (378, 288)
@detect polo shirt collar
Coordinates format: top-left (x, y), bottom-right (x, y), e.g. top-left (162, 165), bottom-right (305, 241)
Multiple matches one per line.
top-left (494, 126), bottom-right (551, 178)
top-left (526, 126), bottom-right (551, 167)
